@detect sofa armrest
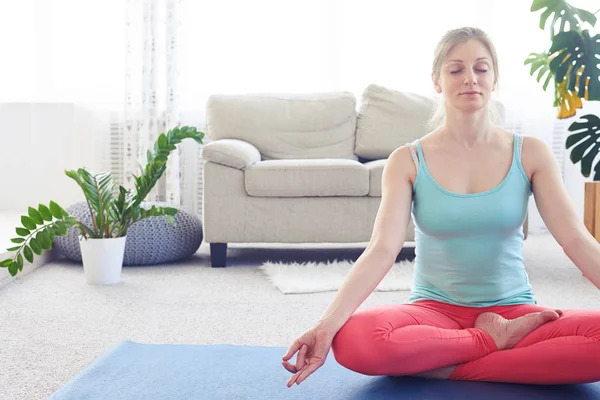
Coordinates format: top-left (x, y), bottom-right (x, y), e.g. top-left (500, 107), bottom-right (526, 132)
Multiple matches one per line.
top-left (202, 139), bottom-right (261, 170)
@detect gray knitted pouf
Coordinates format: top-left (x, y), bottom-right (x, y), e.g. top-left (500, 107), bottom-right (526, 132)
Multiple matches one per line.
top-left (54, 201), bottom-right (203, 265)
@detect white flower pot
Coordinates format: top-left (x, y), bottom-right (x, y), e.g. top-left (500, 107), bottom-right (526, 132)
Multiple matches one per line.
top-left (79, 236), bottom-right (127, 285)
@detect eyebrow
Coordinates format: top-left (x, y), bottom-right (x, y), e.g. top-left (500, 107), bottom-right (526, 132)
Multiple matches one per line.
top-left (447, 57), bottom-right (491, 63)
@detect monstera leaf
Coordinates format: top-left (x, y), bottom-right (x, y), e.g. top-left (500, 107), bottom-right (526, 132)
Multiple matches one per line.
top-left (531, 0), bottom-right (597, 36)
top-left (549, 30), bottom-right (600, 102)
top-left (524, 52), bottom-right (554, 91)
top-left (566, 114), bottom-right (600, 180)
top-left (554, 78), bottom-right (584, 118)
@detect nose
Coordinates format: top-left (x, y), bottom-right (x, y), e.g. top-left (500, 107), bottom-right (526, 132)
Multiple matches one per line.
top-left (464, 70), bottom-right (477, 86)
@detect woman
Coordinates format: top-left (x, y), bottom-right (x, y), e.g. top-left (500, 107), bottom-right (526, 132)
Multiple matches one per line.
top-left (281, 27), bottom-right (600, 386)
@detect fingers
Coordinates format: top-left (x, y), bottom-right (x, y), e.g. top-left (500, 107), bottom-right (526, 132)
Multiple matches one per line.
top-left (281, 360), bottom-right (297, 374)
top-left (282, 340), bottom-right (301, 362)
top-left (287, 371), bottom-right (300, 388)
top-left (294, 363), bottom-right (321, 386)
top-left (282, 344), bottom-right (307, 375)
top-left (296, 344), bottom-right (307, 371)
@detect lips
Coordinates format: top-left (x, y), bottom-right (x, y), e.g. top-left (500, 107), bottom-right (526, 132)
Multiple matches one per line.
top-left (461, 91), bottom-right (480, 95)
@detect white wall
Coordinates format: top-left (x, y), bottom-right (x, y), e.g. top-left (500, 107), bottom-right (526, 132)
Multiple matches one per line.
top-left (0, 103), bottom-right (106, 212)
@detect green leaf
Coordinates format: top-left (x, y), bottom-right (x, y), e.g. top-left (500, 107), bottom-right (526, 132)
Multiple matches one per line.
top-left (63, 216), bottom-right (78, 227)
top-left (0, 259), bottom-right (12, 267)
top-left (6, 246), bottom-right (20, 252)
top-left (29, 238), bottom-right (42, 255)
top-left (549, 30), bottom-right (600, 101)
top-left (28, 207), bottom-right (44, 225)
top-left (37, 231), bottom-right (52, 250)
top-left (164, 207), bottom-right (178, 216)
top-left (55, 221), bottom-right (68, 236)
top-left (566, 114), bottom-right (600, 180)
top-left (38, 204), bottom-right (53, 221)
top-left (524, 52), bottom-right (554, 91)
top-left (16, 254), bottom-right (23, 270)
top-left (158, 133), bottom-right (168, 148)
top-left (96, 213), bottom-right (103, 232)
top-left (21, 215), bottom-right (36, 230)
top-left (531, 0), bottom-right (597, 36)
top-left (23, 246), bottom-right (33, 263)
top-left (16, 227), bottom-right (30, 237)
top-left (75, 221), bottom-right (97, 239)
top-left (72, 170), bottom-right (115, 230)
top-left (8, 262), bottom-right (17, 276)
top-left (49, 201), bottom-right (64, 219)
top-left (192, 133), bottom-right (205, 145)
top-left (154, 154), bottom-right (168, 163)
top-left (48, 229), bottom-right (55, 243)
top-left (10, 238), bottom-right (25, 244)
top-left (125, 126), bottom-right (204, 219)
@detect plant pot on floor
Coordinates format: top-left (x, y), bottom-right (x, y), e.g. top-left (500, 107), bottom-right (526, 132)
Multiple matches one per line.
top-left (584, 182), bottom-right (600, 243)
top-left (79, 236), bottom-right (127, 285)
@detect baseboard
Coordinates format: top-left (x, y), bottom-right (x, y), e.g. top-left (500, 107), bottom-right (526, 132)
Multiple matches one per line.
top-left (0, 249), bottom-right (57, 289)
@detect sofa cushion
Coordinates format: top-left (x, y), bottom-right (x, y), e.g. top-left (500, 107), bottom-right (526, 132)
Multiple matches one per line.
top-left (364, 159), bottom-right (387, 197)
top-left (206, 92), bottom-right (358, 161)
top-left (355, 84), bottom-right (507, 160)
top-left (355, 84), bottom-right (436, 160)
top-left (245, 159), bottom-right (369, 197)
top-left (202, 139), bottom-right (261, 170)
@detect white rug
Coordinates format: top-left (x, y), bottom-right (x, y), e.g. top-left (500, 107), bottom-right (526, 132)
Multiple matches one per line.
top-left (258, 259), bottom-right (415, 294)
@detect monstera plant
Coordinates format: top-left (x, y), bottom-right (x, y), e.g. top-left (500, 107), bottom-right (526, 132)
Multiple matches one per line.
top-left (0, 126), bottom-right (204, 281)
top-left (525, 0), bottom-right (600, 180)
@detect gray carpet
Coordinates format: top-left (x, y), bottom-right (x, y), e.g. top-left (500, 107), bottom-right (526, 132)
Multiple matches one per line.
top-left (0, 233), bottom-right (598, 400)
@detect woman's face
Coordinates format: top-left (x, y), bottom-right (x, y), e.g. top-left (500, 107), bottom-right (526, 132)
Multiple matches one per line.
top-left (433, 39), bottom-right (496, 113)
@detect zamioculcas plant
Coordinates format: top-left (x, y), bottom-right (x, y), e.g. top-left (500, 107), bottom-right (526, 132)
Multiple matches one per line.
top-left (0, 125), bottom-right (204, 277)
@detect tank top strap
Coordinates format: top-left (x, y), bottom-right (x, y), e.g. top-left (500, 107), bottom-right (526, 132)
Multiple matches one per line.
top-left (405, 141), bottom-right (420, 170)
top-left (513, 132), bottom-right (524, 164)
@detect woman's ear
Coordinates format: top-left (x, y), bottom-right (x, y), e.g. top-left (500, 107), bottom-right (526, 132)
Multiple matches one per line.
top-left (432, 74), bottom-right (442, 93)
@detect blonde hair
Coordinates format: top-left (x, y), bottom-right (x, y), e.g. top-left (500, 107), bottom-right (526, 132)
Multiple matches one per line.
top-left (428, 27), bottom-right (501, 130)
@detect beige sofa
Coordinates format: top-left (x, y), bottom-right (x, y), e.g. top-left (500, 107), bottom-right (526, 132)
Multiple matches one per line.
top-left (201, 84), bottom-right (526, 267)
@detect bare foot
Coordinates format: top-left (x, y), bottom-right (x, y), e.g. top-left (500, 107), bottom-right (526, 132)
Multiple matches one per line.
top-left (474, 309), bottom-right (562, 350)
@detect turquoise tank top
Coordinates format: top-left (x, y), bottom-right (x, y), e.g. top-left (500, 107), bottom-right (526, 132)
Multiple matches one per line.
top-left (408, 132), bottom-right (536, 307)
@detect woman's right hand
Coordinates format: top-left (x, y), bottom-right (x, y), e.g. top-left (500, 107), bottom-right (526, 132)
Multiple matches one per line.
top-left (281, 327), bottom-right (336, 387)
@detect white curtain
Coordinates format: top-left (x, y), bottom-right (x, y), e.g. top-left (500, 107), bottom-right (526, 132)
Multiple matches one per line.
top-left (124, 0), bottom-right (181, 204)
top-left (2, 0), bottom-right (598, 232)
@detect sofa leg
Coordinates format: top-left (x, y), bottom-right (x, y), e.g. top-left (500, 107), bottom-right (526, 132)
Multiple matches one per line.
top-left (210, 243), bottom-right (227, 268)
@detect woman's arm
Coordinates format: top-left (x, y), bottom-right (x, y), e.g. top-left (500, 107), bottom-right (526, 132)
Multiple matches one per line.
top-left (314, 145), bottom-right (416, 334)
top-left (524, 137), bottom-right (600, 289)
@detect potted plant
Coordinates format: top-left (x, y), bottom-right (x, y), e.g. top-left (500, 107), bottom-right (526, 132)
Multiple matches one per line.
top-left (0, 126), bottom-right (204, 284)
top-left (525, 0), bottom-right (600, 241)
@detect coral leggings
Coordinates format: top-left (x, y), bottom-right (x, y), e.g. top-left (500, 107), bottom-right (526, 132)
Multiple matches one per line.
top-left (331, 300), bottom-right (600, 384)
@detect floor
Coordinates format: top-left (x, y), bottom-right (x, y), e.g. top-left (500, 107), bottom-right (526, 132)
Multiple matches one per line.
top-left (1, 233), bottom-right (599, 399)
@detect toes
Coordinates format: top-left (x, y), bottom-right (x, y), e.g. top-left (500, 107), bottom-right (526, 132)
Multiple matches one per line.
top-left (540, 310), bottom-right (560, 321)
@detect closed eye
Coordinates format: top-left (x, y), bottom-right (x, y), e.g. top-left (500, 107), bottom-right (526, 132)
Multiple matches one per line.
top-left (451, 69), bottom-right (488, 74)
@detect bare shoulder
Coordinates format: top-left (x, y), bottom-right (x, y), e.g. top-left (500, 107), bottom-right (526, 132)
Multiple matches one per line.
top-left (520, 135), bottom-right (554, 180)
top-left (386, 144), bottom-right (418, 185)
top-left (493, 126), bottom-right (517, 146)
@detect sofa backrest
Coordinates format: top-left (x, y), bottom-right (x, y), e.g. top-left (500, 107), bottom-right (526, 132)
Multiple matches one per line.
top-left (355, 84), bottom-right (436, 160)
top-left (206, 85), bottom-right (506, 162)
top-left (206, 92), bottom-right (358, 160)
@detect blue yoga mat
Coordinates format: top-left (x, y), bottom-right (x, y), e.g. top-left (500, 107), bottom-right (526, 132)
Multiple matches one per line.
top-left (49, 341), bottom-right (600, 400)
